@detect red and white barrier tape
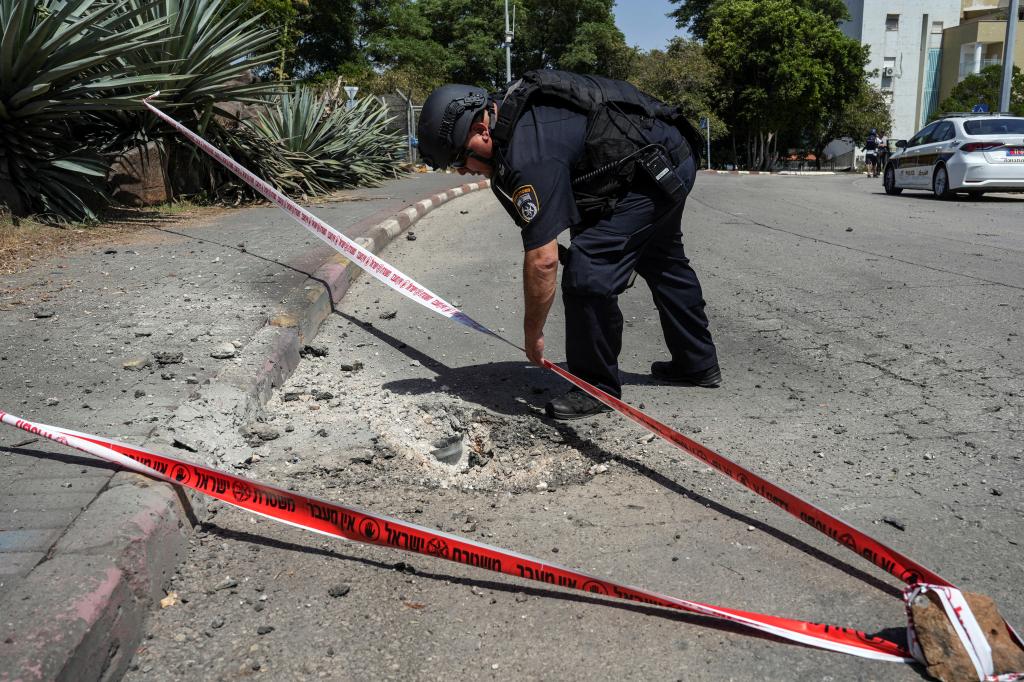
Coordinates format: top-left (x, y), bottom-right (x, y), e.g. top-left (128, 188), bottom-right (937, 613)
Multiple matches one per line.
top-left (0, 410), bottom-right (909, 663)
top-left (142, 96), bottom-right (945, 592)
top-left (79, 97), bottom-right (1017, 672)
top-left (905, 584), bottom-right (1024, 681)
top-left (141, 95), bottom-right (502, 344)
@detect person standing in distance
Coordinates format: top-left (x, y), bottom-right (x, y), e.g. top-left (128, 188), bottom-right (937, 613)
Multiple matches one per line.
top-left (417, 71), bottom-right (720, 420)
top-left (865, 128), bottom-right (880, 178)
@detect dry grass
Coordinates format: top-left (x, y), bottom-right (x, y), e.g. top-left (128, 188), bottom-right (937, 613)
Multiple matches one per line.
top-left (0, 202), bottom-right (231, 276)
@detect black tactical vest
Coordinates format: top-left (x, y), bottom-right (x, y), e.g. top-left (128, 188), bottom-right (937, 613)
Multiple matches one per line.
top-left (491, 70), bottom-right (703, 218)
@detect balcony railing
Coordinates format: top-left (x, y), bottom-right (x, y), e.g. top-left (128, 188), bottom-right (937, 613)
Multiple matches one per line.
top-left (959, 57), bottom-right (1002, 80)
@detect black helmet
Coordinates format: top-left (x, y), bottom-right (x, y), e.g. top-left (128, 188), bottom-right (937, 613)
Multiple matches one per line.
top-left (417, 84), bottom-right (489, 169)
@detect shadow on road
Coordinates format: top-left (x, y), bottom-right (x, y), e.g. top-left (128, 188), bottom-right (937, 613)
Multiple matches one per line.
top-left (333, 311), bottom-right (905, 600)
top-left (200, 523), bottom-right (915, 664)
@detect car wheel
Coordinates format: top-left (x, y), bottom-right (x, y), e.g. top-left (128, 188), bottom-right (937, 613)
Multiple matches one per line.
top-left (884, 165), bottom-right (902, 195)
top-left (932, 165), bottom-right (954, 200)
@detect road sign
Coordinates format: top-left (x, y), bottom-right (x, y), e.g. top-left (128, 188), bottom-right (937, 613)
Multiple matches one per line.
top-left (344, 86), bottom-right (359, 100)
top-left (699, 116), bottom-right (709, 130)
top-left (972, 102), bottom-right (989, 113)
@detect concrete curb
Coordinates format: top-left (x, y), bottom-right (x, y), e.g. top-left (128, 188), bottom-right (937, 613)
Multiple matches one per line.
top-left (0, 178), bottom-right (489, 682)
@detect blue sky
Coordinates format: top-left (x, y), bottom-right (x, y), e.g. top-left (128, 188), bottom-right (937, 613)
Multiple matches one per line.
top-left (612, 0), bottom-right (687, 52)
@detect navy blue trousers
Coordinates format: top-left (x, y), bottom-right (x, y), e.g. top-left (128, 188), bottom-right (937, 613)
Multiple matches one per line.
top-left (560, 154), bottom-right (717, 397)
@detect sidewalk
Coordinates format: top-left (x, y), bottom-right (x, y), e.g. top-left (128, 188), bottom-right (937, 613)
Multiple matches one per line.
top-left (0, 171), bottom-right (488, 681)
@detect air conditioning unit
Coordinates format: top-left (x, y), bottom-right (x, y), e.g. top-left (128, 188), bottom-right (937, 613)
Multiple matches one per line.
top-left (883, 66), bottom-right (895, 78)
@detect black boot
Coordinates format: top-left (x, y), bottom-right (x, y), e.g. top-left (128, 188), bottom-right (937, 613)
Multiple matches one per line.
top-left (545, 388), bottom-right (612, 421)
top-left (650, 361), bottom-right (721, 387)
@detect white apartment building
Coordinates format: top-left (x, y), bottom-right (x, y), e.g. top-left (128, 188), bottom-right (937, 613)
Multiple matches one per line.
top-left (841, 1), bottom-right (963, 139)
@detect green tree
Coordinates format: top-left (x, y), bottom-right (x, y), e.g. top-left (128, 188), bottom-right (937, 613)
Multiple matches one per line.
top-left (419, 0), bottom-right (506, 87)
top-left (807, 79), bottom-right (892, 169)
top-left (933, 64), bottom-right (1024, 118)
top-left (227, 0), bottom-right (301, 79)
top-left (513, 0), bottom-right (631, 78)
top-left (355, 0), bottom-right (454, 98)
top-left (294, 0), bottom-right (359, 77)
top-left (669, 0), bottom-right (849, 40)
top-left (628, 38), bottom-right (723, 141)
top-left (704, 0), bottom-right (866, 170)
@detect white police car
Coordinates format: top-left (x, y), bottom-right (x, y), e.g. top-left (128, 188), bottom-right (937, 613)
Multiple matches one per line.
top-left (883, 113), bottom-right (1024, 199)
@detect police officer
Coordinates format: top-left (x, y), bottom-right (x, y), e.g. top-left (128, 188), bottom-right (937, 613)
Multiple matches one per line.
top-left (417, 71), bottom-right (720, 420)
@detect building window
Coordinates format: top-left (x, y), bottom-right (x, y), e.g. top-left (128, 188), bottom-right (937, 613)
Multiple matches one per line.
top-left (886, 14), bottom-right (900, 31)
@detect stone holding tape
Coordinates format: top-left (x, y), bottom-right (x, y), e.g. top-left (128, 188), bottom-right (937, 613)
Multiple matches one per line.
top-left (911, 590), bottom-right (1024, 681)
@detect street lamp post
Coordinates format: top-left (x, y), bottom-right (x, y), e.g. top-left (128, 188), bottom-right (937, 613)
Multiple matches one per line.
top-left (999, 0), bottom-right (1020, 112)
top-left (504, 0), bottom-right (515, 84)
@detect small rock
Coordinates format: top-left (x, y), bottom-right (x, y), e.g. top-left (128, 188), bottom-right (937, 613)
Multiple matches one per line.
top-left (249, 424), bottom-right (280, 442)
top-left (45, 398), bottom-right (60, 406)
top-left (379, 310), bottom-right (397, 320)
top-left (406, 232), bottom-right (417, 241)
top-left (154, 351), bottom-right (183, 365)
top-left (256, 626), bottom-right (274, 636)
top-left (282, 391), bottom-right (302, 402)
top-left (161, 372), bottom-right (176, 380)
top-left (459, 209), bottom-right (469, 215)
top-left (328, 584), bottom-right (351, 598)
top-left (588, 464), bottom-right (609, 475)
top-left (210, 342), bottom-right (237, 359)
top-left (338, 360), bottom-right (364, 372)
top-left (33, 310), bottom-right (55, 319)
top-left (299, 344), bottom-right (328, 359)
top-left (845, 227), bottom-right (854, 232)
top-left (882, 516), bottom-right (906, 531)
top-left (991, 488), bottom-right (1003, 496)
top-left (134, 389), bottom-right (146, 398)
top-left (213, 577), bottom-right (238, 591)
top-left (536, 481), bottom-right (548, 491)
top-left (316, 428), bottom-right (328, 438)
top-left (515, 592), bottom-right (528, 603)
top-left (210, 616), bottom-right (225, 629)
top-left (393, 562), bottom-right (416, 575)
top-left (122, 356), bottom-right (153, 371)
top-left (104, 248), bottom-right (117, 254)
top-left (312, 389), bottom-right (334, 401)
top-left (185, 375), bottom-right (200, 384)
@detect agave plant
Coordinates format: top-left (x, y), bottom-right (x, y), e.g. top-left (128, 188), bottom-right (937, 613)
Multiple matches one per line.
top-left (0, 0), bottom-right (173, 221)
top-left (109, 0), bottom-right (284, 198)
top-left (243, 84), bottom-right (407, 195)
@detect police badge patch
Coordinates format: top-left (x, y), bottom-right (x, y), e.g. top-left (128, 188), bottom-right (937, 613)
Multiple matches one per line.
top-left (512, 185), bottom-right (540, 223)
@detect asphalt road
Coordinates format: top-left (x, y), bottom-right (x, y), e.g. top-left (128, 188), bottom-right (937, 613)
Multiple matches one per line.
top-left (125, 174), bottom-right (1023, 680)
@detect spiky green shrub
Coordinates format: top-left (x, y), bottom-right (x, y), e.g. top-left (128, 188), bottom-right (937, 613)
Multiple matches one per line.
top-left (0, 0), bottom-right (172, 221)
top-left (243, 85), bottom-right (407, 195)
top-left (112, 0), bottom-right (283, 198)
top-left (0, 0), bottom-right (282, 221)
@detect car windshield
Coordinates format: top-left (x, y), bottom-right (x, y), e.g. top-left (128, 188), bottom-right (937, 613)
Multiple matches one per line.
top-left (963, 118), bottom-right (1024, 135)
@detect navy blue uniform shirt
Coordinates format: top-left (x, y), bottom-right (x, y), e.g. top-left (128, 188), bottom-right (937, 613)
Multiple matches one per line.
top-left (491, 104), bottom-right (586, 251)
top-left (491, 103), bottom-right (690, 251)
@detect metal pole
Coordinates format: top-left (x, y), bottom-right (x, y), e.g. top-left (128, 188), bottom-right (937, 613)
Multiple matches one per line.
top-left (504, 0), bottom-right (513, 84)
top-left (706, 124), bottom-right (711, 170)
top-left (999, 0), bottom-right (1019, 113)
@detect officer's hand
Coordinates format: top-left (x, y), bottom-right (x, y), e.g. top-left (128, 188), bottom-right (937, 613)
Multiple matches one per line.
top-left (525, 330), bottom-right (545, 366)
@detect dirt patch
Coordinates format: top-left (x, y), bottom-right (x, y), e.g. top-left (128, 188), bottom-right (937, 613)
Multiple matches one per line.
top-left (0, 203), bottom-right (233, 276)
top-left (253, 374), bottom-right (607, 496)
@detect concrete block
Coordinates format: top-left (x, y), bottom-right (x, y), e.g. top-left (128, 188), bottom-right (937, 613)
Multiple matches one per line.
top-left (0, 555), bottom-right (144, 682)
top-left (52, 474), bottom-right (189, 604)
